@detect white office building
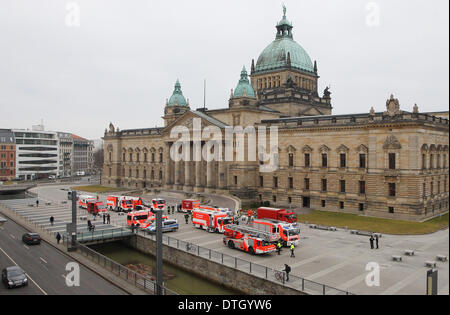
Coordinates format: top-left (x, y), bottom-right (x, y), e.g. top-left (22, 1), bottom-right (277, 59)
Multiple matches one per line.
top-left (13, 125), bottom-right (59, 180)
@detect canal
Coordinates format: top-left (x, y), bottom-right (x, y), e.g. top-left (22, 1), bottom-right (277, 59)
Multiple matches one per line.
top-left (90, 242), bottom-right (240, 295)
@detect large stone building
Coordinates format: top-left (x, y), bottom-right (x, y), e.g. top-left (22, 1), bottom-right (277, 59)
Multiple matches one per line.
top-left (103, 9), bottom-right (449, 221)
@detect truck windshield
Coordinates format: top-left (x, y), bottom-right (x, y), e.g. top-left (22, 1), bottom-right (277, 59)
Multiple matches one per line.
top-left (157, 200), bottom-right (165, 204)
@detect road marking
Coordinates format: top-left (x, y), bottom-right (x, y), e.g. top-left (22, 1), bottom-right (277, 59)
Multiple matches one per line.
top-left (0, 246), bottom-right (48, 295)
top-left (40, 257), bottom-right (48, 264)
top-left (9, 234), bottom-right (15, 239)
top-left (23, 245), bottom-right (29, 250)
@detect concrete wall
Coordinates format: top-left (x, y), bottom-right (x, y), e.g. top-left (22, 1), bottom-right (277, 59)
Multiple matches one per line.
top-left (124, 235), bottom-right (306, 295)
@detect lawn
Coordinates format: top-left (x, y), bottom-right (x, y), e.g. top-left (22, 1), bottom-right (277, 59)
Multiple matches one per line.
top-left (297, 210), bottom-right (449, 235)
top-left (71, 185), bottom-right (124, 193)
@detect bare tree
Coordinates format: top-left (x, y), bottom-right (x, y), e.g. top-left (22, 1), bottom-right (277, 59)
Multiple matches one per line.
top-left (93, 148), bottom-right (104, 172)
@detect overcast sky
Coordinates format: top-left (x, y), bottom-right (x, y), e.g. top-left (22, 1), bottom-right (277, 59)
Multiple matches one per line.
top-left (0, 0), bottom-right (448, 140)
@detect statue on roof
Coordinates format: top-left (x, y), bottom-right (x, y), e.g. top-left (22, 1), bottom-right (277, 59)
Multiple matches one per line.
top-left (283, 4), bottom-right (287, 17)
top-left (323, 86), bottom-right (331, 98)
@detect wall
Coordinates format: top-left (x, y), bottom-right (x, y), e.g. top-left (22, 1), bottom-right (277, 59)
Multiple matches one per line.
top-left (124, 235), bottom-right (306, 296)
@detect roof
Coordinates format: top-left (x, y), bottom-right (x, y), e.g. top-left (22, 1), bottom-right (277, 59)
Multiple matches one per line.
top-left (233, 66), bottom-right (256, 98)
top-left (190, 110), bottom-right (228, 128)
top-left (71, 134), bottom-right (87, 140)
top-left (168, 79), bottom-right (187, 107)
top-left (0, 129), bottom-right (15, 144)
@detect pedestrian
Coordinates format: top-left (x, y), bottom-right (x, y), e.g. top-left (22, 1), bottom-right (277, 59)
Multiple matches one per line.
top-left (36, 199), bottom-right (39, 207)
top-left (290, 244), bottom-right (295, 258)
top-left (277, 241), bottom-right (282, 255)
top-left (56, 232), bottom-right (61, 244)
top-left (103, 213), bottom-right (106, 224)
top-left (375, 235), bottom-right (379, 249)
top-left (107, 213), bottom-right (111, 224)
top-left (370, 235), bottom-right (374, 249)
top-left (93, 213), bottom-right (97, 221)
top-left (50, 216), bottom-right (54, 226)
top-left (184, 213), bottom-right (189, 224)
top-left (283, 264), bottom-right (291, 282)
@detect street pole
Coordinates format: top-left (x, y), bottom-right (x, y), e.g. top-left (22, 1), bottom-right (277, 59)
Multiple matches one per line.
top-left (155, 209), bottom-right (163, 295)
top-left (68, 191), bottom-right (78, 252)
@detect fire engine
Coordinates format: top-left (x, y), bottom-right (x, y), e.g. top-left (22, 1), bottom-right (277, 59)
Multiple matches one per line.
top-left (78, 195), bottom-right (96, 209)
top-left (251, 219), bottom-right (300, 247)
top-left (86, 201), bottom-right (107, 215)
top-left (199, 205), bottom-right (235, 217)
top-left (223, 224), bottom-right (277, 255)
top-left (151, 198), bottom-right (166, 211)
top-left (126, 210), bottom-right (152, 227)
top-left (181, 199), bottom-right (200, 213)
top-left (256, 207), bottom-right (297, 223)
top-left (106, 195), bottom-right (138, 212)
top-left (192, 209), bottom-right (233, 233)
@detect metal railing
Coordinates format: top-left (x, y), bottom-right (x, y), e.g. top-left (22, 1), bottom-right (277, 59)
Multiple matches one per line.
top-left (75, 241), bottom-right (177, 295)
top-left (121, 224), bottom-right (354, 296)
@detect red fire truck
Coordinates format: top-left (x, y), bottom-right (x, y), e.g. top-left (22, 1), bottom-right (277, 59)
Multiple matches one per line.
top-left (106, 195), bottom-right (140, 212)
top-left (192, 209), bottom-right (233, 233)
top-left (126, 210), bottom-right (152, 227)
top-left (251, 219), bottom-right (300, 247)
top-left (181, 199), bottom-right (200, 213)
top-left (256, 207), bottom-right (297, 223)
top-left (223, 224), bottom-right (277, 255)
top-left (86, 201), bottom-right (107, 215)
top-left (151, 198), bottom-right (166, 211)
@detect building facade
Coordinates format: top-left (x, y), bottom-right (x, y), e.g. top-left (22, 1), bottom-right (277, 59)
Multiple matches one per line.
top-left (72, 134), bottom-right (94, 175)
top-left (0, 129), bottom-right (16, 181)
top-left (57, 132), bottom-right (73, 177)
top-left (13, 126), bottom-right (59, 180)
top-left (103, 9), bottom-right (449, 221)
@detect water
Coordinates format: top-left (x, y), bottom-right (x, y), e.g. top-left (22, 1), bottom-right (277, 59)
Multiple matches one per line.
top-left (0, 192), bottom-right (28, 200)
top-left (90, 242), bottom-right (240, 295)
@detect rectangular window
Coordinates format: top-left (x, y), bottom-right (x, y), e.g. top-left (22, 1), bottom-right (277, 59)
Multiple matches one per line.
top-left (159, 171), bottom-right (162, 180)
top-left (234, 176), bottom-right (238, 185)
top-left (339, 201), bottom-right (344, 209)
top-left (304, 178), bottom-right (310, 191)
top-left (304, 153), bottom-right (310, 167)
top-left (288, 154), bottom-right (294, 167)
top-left (289, 177), bottom-right (294, 189)
top-left (388, 153), bottom-right (396, 170)
top-left (288, 197), bottom-right (292, 204)
top-left (144, 153), bottom-right (147, 162)
top-left (389, 183), bottom-right (396, 197)
top-left (322, 154), bottom-right (328, 167)
top-left (359, 154), bottom-right (366, 168)
top-left (359, 203), bottom-right (365, 211)
top-left (322, 179), bottom-right (327, 192)
top-left (259, 176), bottom-right (264, 187)
top-left (159, 153), bottom-right (163, 163)
top-left (389, 207), bottom-right (395, 214)
top-left (321, 200), bottom-right (326, 208)
top-left (340, 154), bottom-right (346, 168)
top-left (438, 181), bottom-right (441, 194)
top-left (273, 195), bottom-right (277, 203)
top-left (340, 180), bottom-right (346, 193)
top-left (359, 181), bottom-right (366, 194)
top-left (273, 176), bottom-right (278, 188)
top-left (431, 181), bottom-right (434, 196)
top-left (422, 154), bottom-right (427, 169)
top-left (129, 153), bottom-right (133, 162)
top-left (423, 183), bottom-right (426, 198)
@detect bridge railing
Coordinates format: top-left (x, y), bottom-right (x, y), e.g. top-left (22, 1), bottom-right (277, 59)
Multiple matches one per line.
top-left (125, 226), bottom-right (354, 296)
top-left (74, 241), bottom-right (177, 295)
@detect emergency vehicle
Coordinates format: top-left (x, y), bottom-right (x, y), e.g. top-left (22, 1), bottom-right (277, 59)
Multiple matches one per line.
top-left (256, 207), bottom-right (297, 223)
top-left (199, 205), bottom-right (234, 217)
top-left (78, 195), bottom-right (96, 209)
top-left (192, 209), bottom-right (233, 233)
top-left (86, 201), bottom-right (107, 215)
top-left (151, 198), bottom-right (166, 211)
top-left (223, 224), bottom-right (277, 255)
top-left (251, 219), bottom-right (300, 247)
top-left (139, 213), bottom-right (170, 229)
top-left (181, 199), bottom-right (200, 213)
top-left (126, 210), bottom-right (152, 227)
top-left (106, 195), bottom-right (136, 212)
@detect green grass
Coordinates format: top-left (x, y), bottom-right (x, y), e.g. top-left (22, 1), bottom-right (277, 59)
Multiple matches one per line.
top-left (297, 210), bottom-right (449, 235)
top-left (71, 185), bottom-right (124, 193)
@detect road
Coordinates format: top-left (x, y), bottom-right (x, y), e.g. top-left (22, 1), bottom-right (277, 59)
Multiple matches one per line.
top-left (0, 217), bottom-right (126, 295)
top-left (10, 184), bottom-right (449, 295)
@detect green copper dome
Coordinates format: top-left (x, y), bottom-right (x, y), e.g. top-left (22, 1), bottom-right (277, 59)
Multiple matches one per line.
top-left (234, 66), bottom-right (256, 98)
top-left (255, 7), bottom-right (315, 74)
top-left (168, 79), bottom-right (187, 106)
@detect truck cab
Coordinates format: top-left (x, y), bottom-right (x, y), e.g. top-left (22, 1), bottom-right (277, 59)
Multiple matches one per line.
top-left (87, 202), bottom-right (107, 215)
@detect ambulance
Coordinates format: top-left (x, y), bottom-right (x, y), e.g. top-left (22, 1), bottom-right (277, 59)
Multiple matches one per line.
top-left (126, 210), bottom-right (152, 227)
top-left (106, 195), bottom-right (135, 212)
top-left (78, 195), bottom-right (96, 209)
top-left (151, 198), bottom-right (166, 211)
top-left (192, 209), bottom-right (233, 233)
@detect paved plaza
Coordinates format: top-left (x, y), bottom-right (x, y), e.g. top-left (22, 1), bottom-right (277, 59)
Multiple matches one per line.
top-left (2, 184), bottom-right (448, 295)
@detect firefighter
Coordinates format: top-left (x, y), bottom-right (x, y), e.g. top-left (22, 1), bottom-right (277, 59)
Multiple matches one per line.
top-left (277, 240), bottom-right (282, 255)
top-left (184, 213), bottom-right (190, 224)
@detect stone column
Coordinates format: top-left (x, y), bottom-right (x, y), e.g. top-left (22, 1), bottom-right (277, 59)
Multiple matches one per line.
top-left (184, 143), bottom-right (193, 191)
top-left (174, 159), bottom-right (181, 189)
top-left (194, 160), bottom-right (203, 192)
top-left (164, 142), bottom-right (172, 188)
